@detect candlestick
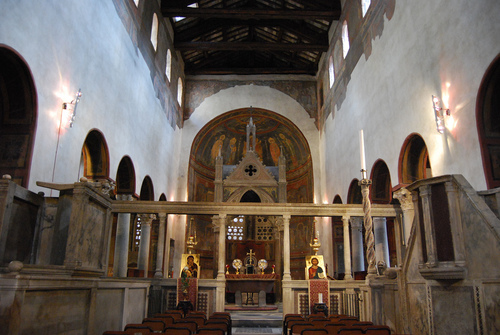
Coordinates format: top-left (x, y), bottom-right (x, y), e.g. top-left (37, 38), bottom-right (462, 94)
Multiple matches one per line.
top-left (359, 129), bottom-right (367, 179)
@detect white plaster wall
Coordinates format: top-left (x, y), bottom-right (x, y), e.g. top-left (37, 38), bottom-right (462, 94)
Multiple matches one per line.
top-left (0, 0), bottom-right (181, 199)
top-left (323, 0), bottom-right (500, 201)
top-left (178, 84), bottom-right (322, 203)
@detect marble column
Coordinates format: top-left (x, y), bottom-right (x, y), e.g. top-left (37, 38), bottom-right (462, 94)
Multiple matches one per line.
top-left (113, 194), bottom-right (133, 277)
top-left (282, 215), bottom-right (291, 281)
top-left (138, 214), bottom-right (155, 277)
top-left (215, 214), bottom-right (227, 312)
top-left (154, 213), bottom-right (167, 278)
top-left (373, 217), bottom-right (390, 267)
top-left (342, 215), bottom-right (353, 280)
top-left (350, 217), bottom-right (365, 273)
top-left (393, 187), bottom-right (414, 245)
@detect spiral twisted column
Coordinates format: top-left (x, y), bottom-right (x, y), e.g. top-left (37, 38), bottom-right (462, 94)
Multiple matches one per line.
top-left (359, 179), bottom-right (377, 275)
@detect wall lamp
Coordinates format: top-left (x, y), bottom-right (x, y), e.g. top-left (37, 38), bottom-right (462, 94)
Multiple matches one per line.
top-left (62, 89), bottom-right (82, 127)
top-left (432, 95), bottom-right (450, 134)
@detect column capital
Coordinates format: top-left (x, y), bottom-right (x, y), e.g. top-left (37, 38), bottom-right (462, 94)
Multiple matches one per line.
top-left (350, 217), bottom-right (363, 230)
top-left (393, 187), bottom-right (414, 212)
top-left (157, 212), bottom-right (167, 220)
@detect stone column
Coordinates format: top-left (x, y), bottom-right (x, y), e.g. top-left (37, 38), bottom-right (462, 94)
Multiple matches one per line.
top-left (215, 214), bottom-right (227, 312)
top-left (282, 215), bottom-right (292, 281)
top-left (342, 215), bottom-right (353, 280)
top-left (281, 214), bottom-right (293, 316)
top-left (419, 185), bottom-right (438, 267)
top-left (113, 194), bottom-right (133, 277)
top-left (373, 217), bottom-right (390, 267)
top-left (350, 217), bottom-right (365, 273)
top-left (137, 214), bottom-right (155, 277)
top-left (154, 213), bottom-right (167, 278)
top-left (393, 187), bottom-right (414, 245)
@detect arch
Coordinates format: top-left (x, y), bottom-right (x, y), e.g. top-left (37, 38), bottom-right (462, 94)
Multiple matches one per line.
top-left (0, 46), bottom-right (37, 188)
top-left (333, 194), bottom-right (343, 204)
top-left (361, 0), bottom-right (371, 17)
top-left (347, 179), bottom-right (362, 204)
top-left (159, 193), bottom-right (167, 201)
top-left (188, 107), bottom-right (313, 203)
top-left (139, 175), bottom-right (154, 200)
top-left (328, 55), bottom-right (335, 88)
top-left (226, 187), bottom-right (273, 203)
top-left (116, 156), bottom-right (136, 195)
top-left (477, 54), bottom-right (500, 189)
top-left (81, 129), bottom-right (110, 180)
top-left (177, 77), bottom-right (183, 106)
top-left (370, 159), bottom-right (392, 204)
top-left (166, 49), bottom-right (172, 82)
top-left (399, 133), bottom-right (431, 185)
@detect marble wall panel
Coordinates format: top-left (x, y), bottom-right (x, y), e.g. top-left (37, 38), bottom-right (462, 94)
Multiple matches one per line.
top-left (431, 285), bottom-right (477, 335)
top-left (19, 289), bottom-right (89, 334)
top-left (483, 283), bottom-right (500, 334)
top-left (93, 289), bottom-right (124, 334)
top-left (406, 283), bottom-right (429, 335)
top-left (124, 288), bottom-right (147, 325)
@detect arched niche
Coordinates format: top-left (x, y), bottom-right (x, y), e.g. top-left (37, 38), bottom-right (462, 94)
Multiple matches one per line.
top-left (399, 133), bottom-right (431, 185)
top-left (81, 129), bottom-right (109, 181)
top-left (477, 54), bottom-right (500, 189)
top-left (347, 179), bottom-right (362, 204)
top-left (333, 195), bottom-right (343, 204)
top-left (188, 107), bottom-right (313, 203)
top-left (139, 176), bottom-right (154, 200)
top-left (0, 46), bottom-right (37, 187)
top-left (371, 159), bottom-right (392, 204)
top-left (116, 156), bottom-right (136, 195)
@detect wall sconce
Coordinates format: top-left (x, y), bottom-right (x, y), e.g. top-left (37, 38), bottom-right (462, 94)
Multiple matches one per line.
top-left (432, 95), bottom-right (450, 134)
top-left (62, 89), bottom-right (82, 127)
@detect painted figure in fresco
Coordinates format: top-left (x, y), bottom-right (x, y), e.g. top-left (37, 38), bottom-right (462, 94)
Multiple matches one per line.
top-left (182, 255), bottom-right (198, 278)
top-left (268, 137), bottom-right (281, 165)
top-left (308, 257), bottom-right (325, 279)
top-left (279, 133), bottom-right (298, 167)
top-left (211, 134), bottom-right (226, 163)
top-left (228, 137), bottom-right (238, 164)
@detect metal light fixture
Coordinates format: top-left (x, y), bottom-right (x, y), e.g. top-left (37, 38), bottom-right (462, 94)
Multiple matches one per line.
top-left (432, 95), bottom-right (450, 134)
top-left (62, 89), bottom-right (82, 127)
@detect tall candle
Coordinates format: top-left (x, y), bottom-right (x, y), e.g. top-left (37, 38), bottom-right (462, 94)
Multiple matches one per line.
top-left (318, 293), bottom-right (323, 303)
top-left (359, 130), bottom-right (367, 179)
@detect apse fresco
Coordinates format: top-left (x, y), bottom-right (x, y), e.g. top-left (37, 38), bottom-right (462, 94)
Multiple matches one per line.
top-left (189, 108), bottom-right (313, 203)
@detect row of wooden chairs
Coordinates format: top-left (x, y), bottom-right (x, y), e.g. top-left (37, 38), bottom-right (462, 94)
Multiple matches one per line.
top-left (103, 311), bottom-right (232, 335)
top-left (283, 313), bottom-right (393, 335)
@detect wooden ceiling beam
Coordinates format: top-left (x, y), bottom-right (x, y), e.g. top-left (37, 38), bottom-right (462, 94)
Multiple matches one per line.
top-left (162, 7), bottom-right (340, 20)
top-left (175, 41), bottom-right (328, 51)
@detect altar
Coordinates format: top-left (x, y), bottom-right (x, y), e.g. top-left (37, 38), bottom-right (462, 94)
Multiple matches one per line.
top-left (225, 274), bottom-right (279, 307)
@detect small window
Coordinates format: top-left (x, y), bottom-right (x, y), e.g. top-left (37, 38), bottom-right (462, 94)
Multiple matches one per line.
top-left (342, 21), bottom-right (350, 59)
top-left (177, 77), bottom-right (183, 106)
top-left (329, 55), bottom-right (335, 88)
top-left (361, 0), bottom-right (371, 17)
top-left (133, 0), bottom-right (139, 7)
top-left (151, 13), bottom-right (159, 51)
top-left (166, 49), bottom-right (172, 82)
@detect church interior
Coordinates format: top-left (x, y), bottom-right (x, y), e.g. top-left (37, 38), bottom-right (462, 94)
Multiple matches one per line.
top-left (1, 0), bottom-right (500, 334)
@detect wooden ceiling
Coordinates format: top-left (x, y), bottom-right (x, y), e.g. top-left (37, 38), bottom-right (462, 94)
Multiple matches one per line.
top-left (161, 0), bottom-right (341, 76)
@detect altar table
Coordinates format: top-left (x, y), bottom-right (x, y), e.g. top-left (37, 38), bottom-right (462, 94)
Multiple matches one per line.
top-left (225, 274), bottom-right (279, 307)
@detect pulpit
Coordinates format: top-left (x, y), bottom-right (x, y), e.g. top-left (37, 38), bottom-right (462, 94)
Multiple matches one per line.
top-left (226, 274), bottom-right (279, 307)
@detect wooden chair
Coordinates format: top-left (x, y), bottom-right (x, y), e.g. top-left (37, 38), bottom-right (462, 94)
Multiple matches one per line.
top-left (153, 314), bottom-right (175, 327)
top-left (284, 315), bottom-right (305, 334)
top-left (123, 324), bottom-right (153, 335)
top-left (102, 332), bottom-right (127, 335)
top-left (163, 326), bottom-right (191, 335)
top-left (286, 319), bottom-right (309, 335)
top-left (300, 329), bottom-right (328, 335)
top-left (197, 329), bottom-right (225, 335)
top-left (184, 316), bottom-right (205, 328)
top-left (337, 328), bottom-right (364, 335)
top-left (324, 322), bottom-right (347, 335)
top-left (173, 320), bottom-right (198, 334)
top-left (351, 322), bottom-right (374, 327)
top-left (362, 326), bottom-right (391, 335)
top-left (142, 318), bottom-right (166, 332)
top-left (290, 322), bottom-right (314, 335)
top-left (310, 319), bottom-right (330, 328)
top-left (198, 325), bottom-right (227, 335)
top-left (206, 317), bottom-right (231, 335)
top-left (187, 311), bottom-right (206, 318)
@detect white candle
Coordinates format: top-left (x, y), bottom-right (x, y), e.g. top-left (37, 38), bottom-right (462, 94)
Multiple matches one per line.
top-left (359, 130), bottom-right (367, 179)
top-left (318, 293), bottom-right (323, 303)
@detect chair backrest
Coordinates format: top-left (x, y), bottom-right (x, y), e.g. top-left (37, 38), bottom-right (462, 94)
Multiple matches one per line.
top-left (324, 322), bottom-right (347, 335)
top-left (362, 326), bottom-right (391, 335)
top-left (153, 314), bottom-right (175, 326)
top-left (337, 327), bottom-right (364, 335)
top-left (184, 316), bottom-right (205, 327)
top-left (173, 320), bottom-right (198, 334)
top-left (198, 330), bottom-right (225, 335)
top-left (300, 329), bottom-right (328, 335)
top-left (163, 326), bottom-right (191, 335)
top-left (102, 332), bottom-right (128, 335)
top-left (142, 318), bottom-right (166, 332)
top-left (310, 319), bottom-right (330, 328)
top-left (308, 314), bottom-right (326, 320)
top-left (187, 311), bottom-right (207, 318)
top-left (203, 322), bottom-right (228, 332)
top-left (290, 322), bottom-right (314, 335)
top-left (351, 322), bottom-right (374, 327)
top-left (123, 324), bottom-right (152, 335)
